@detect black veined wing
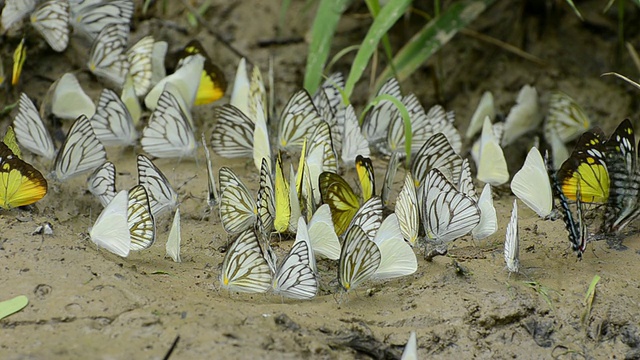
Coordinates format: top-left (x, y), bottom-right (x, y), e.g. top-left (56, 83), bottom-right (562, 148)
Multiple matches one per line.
top-left (219, 167), bottom-right (257, 234)
top-left (384, 93), bottom-right (429, 156)
top-left (272, 240), bottom-right (318, 300)
top-left (87, 23), bottom-right (129, 86)
top-left (219, 229), bottom-right (272, 293)
top-left (87, 161), bottom-right (116, 208)
top-left (421, 169), bottom-right (480, 246)
top-left (277, 90), bottom-right (324, 153)
top-left (2, 0), bottom-right (37, 30)
top-left (91, 88), bottom-right (137, 147)
top-left (550, 157), bottom-right (587, 258)
top-left (0, 142), bottom-right (48, 209)
top-left (53, 114), bottom-right (107, 182)
top-left (381, 151), bottom-right (401, 207)
top-left (395, 173), bottom-right (419, 246)
top-left (30, 0), bottom-right (70, 52)
top-left (127, 185), bottom-right (156, 251)
top-left (13, 93), bottom-right (56, 160)
top-left (544, 91), bottom-right (591, 143)
top-left (504, 199), bottom-right (519, 274)
top-left (136, 155), bottom-right (178, 217)
top-left (603, 119), bottom-right (640, 231)
top-left (256, 158), bottom-right (275, 234)
top-left (202, 134), bottom-right (218, 208)
top-left (338, 225), bottom-right (381, 293)
top-left (126, 36), bottom-right (154, 97)
top-left (345, 196), bottom-right (383, 240)
top-left (69, 0), bottom-right (133, 40)
top-left (312, 72), bottom-right (344, 123)
top-left (319, 171), bottom-right (360, 236)
top-left (211, 104), bottom-right (255, 158)
top-left (557, 130), bottom-right (609, 203)
top-left (340, 104), bottom-right (370, 167)
top-left (422, 105), bottom-right (462, 155)
top-left (362, 77), bottom-right (401, 146)
top-left (178, 40), bottom-right (227, 106)
top-left (411, 132), bottom-right (462, 188)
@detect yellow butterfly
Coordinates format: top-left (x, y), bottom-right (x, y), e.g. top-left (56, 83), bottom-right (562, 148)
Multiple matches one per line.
top-left (178, 40), bottom-right (227, 105)
top-left (3, 126), bottom-right (22, 159)
top-left (12, 38), bottom-right (26, 86)
top-left (0, 141), bottom-right (48, 209)
top-left (557, 131), bottom-right (609, 203)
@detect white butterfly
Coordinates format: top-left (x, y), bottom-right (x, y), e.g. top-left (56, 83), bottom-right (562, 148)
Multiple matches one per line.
top-left (144, 54), bottom-right (204, 112)
top-left (505, 199), bottom-right (520, 274)
top-left (90, 88), bottom-right (137, 146)
top-left (211, 104), bottom-right (255, 158)
top-left (229, 58), bottom-right (251, 117)
top-left (141, 84), bottom-right (196, 159)
top-left (87, 23), bottom-right (129, 87)
top-left (136, 154), bottom-right (178, 217)
top-left (466, 91), bottom-right (495, 140)
top-left (340, 104), bottom-right (370, 167)
top-left (89, 190), bottom-right (130, 257)
top-left (219, 167), bottom-right (257, 234)
top-left (69, 0), bottom-right (134, 40)
top-left (219, 229), bottom-right (272, 293)
top-left (411, 132), bottom-right (462, 187)
top-left (202, 134), bottom-right (219, 208)
top-left (312, 72), bottom-right (344, 125)
top-left (228, 60), bottom-right (267, 124)
top-left (395, 173), bottom-right (419, 246)
top-left (471, 184), bottom-right (498, 240)
top-left (165, 207), bottom-right (181, 263)
top-left (30, 0), bottom-right (70, 52)
top-left (53, 114), bottom-right (107, 181)
top-left (306, 204), bottom-right (341, 260)
top-left (476, 116), bottom-right (509, 186)
top-left (256, 158), bottom-right (275, 234)
top-left (510, 147), bottom-right (553, 218)
top-left (545, 91), bottom-right (590, 143)
top-left (371, 214), bottom-right (417, 280)
top-left (126, 36), bottom-right (154, 97)
top-left (49, 73), bottom-right (96, 120)
top-left (277, 90), bottom-right (324, 153)
top-left (305, 121), bottom-right (336, 201)
top-left (252, 98), bottom-right (271, 172)
top-left (1, 0), bottom-right (37, 30)
top-left (421, 169), bottom-right (481, 246)
top-left (457, 158), bottom-right (478, 201)
top-left (273, 232), bottom-right (318, 300)
top-left (401, 331), bottom-right (418, 360)
top-left (338, 225), bottom-right (381, 292)
top-left (87, 161), bottom-right (116, 207)
top-left (150, 41), bottom-right (168, 86)
top-left (422, 105), bottom-right (462, 154)
top-left (381, 151), bottom-right (401, 206)
top-left (363, 77), bottom-right (401, 146)
top-left (127, 185), bottom-right (156, 251)
top-left (501, 84), bottom-right (542, 147)
top-left (13, 92), bottom-right (56, 160)
top-left (346, 196), bottom-right (384, 240)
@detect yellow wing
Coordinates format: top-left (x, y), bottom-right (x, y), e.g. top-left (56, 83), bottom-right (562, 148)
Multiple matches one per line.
top-left (0, 142), bottom-right (47, 209)
top-left (180, 40), bottom-right (227, 105)
top-left (319, 171), bottom-right (360, 236)
top-left (356, 155), bottom-right (375, 202)
top-left (558, 131), bottom-right (609, 203)
top-left (3, 126), bottom-right (22, 159)
top-left (274, 153), bottom-right (291, 233)
top-left (12, 38), bottom-right (26, 86)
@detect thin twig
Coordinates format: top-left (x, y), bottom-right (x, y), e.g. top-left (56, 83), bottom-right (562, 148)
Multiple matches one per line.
top-left (460, 28), bottom-right (547, 66)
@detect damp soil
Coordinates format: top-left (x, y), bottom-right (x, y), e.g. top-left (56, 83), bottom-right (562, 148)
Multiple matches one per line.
top-left (2, 0), bottom-right (640, 359)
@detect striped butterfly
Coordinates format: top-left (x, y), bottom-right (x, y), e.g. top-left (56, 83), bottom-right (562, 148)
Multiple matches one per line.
top-left (121, 74), bottom-right (142, 126)
top-left (476, 116), bottom-right (509, 186)
top-left (49, 72), bottom-right (96, 120)
top-left (166, 207), bottom-right (182, 263)
top-left (145, 54), bottom-right (204, 112)
top-left (312, 72), bottom-right (344, 124)
top-left (346, 196), bottom-right (384, 241)
top-left (219, 167), bottom-right (257, 234)
top-left (127, 185), bottom-right (156, 251)
top-left (1, 0), bottom-right (37, 30)
top-left (0, 142), bottom-right (48, 209)
top-left (545, 91), bottom-right (591, 143)
top-left (202, 134), bottom-right (219, 208)
top-left (137, 155), bottom-right (178, 217)
top-left (501, 84), bottom-right (542, 147)
top-left (458, 158), bottom-right (478, 201)
top-left (421, 169), bottom-right (481, 246)
top-left (53, 114), bottom-right (107, 182)
top-left (293, 217), bottom-right (317, 273)
top-left (126, 36), bottom-right (154, 97)
top-left (229, 58), bottom-right (267, 123)
top-left (504, 199), bottom-right (519, 274)
top-left (362, 77), bottom-right (401, 146)
top-left (13, 93), bottom-right (56, 160)
top-left (466, 91), bottom-right (495, 139)
top-left (252, 97), bottom-right (271, 172)
top-left (341, 104), bottom-right (370, 167)
top-left (211, 104), bottom-right (255, 158)
top-left (338, 225), bottom-right (381, 293)
top-left (69, 0), bottom-right (134, 40)
top-left (384, 93), bottom-right (430, 156)
top-left (87, 161), bottom-right (116, 207)
top-left (90, 88), bottom-right (137, 147)
top-left (272, 234), bottom-right (318, 300)
top-left (219, 229), bottom-right (272, 293)
top-left (395, 173), bottom-right (419, 246)
top-left (277, 90), bottom-right (324, 153)
top-left (87, 23), bottom-right (129, 87)
top-left (256, 158), bottom-right (275, 234)
top-left (411, 132), bottom-right (462, 188)
top-left (30, 0), bottom-right (70, 52)
top-left (371, 214), bottom-right (417, 280)
top-left (511, 146), bottom-right (553, 218)
top-left (422, 105), bottom-right (462, 155)
top-left (141, 84), bottom-right (196, 159)
top-left (471, 184), bottom-right (497, 240)
top-left (381, 151), bottom-right (401, 206)
top-left (89, 190), bottom-right (131, 257)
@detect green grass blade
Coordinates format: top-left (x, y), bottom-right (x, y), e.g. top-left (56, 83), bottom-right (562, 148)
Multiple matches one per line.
top-left (343, 0), bottom-right (412, 99)
top-left (365, 0), bottom-right (397, 78)
top-left (565, 0), bottom-right (584, 20)
top-left (581, 274), bottom-right (601, 325)
top-left (374, 0), bottom-right (496, 92)
top-left (303, 0), bottom-right (352, 94)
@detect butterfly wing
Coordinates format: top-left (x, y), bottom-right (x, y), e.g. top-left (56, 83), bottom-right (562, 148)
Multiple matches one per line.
top-left (0, 143), bottom-right (48, 209)
top-left (220, 230), bottom-right (272, 293)
top-left (30, 0), bottom-right (70, 52)
top-left (54, 114), bottom-right (107, 181)
top-left (219, 167), bottom-right (257, 234)
top-left (338, 225), bottom-right (381, 292)
top-left (91, 88), bottom-right (137, 146)
top-left (372, 214), bottom-right (417, 280)
top-left (127, 185), bottom-right (156, 251)
top-left (89, 190), bottom-right (130, 257)
top-left (87, 161), bottom-right (116, 208)
top-left (504, 199), bottom-right (519, 273)
top-left (272, 240), bottom-right (318, 300)
top-left (395, 173), bottom-right (419, 246)
top-left (136, 155), bottom-right (178, 217)
top-left (319, 171), bottom-right (360, 236)
top-left (511, 147), bottom-right (553, 218)
top-left (13, 93), bottom-right (55, 160)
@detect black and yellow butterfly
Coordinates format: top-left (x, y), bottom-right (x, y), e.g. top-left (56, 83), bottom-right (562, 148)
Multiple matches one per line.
top-left (319, 155), bottom-right (375, 236)
top-left (557, 130), bottom-right (609, 204)
top-left (0, 142), bottom-right (48, 209)
top-left (178, 40), bottom-right (227, 105)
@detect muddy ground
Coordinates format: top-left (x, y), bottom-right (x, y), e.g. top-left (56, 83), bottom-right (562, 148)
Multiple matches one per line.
top-left (2, 0), bottom-right (640, 359)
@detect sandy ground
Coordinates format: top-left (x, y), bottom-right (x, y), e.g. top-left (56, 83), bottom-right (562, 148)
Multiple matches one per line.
top-left (2, 0), bottom-right (640, 359)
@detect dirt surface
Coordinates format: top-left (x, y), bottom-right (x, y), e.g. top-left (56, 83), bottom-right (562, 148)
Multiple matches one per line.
top-left (2, 0), bottom-right (640, 359)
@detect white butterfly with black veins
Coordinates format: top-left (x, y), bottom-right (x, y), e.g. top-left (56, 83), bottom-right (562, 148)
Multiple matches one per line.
top-left (137, 155), bottom-right (178, 217)
top-left (202, 134), bottom-right (219, 208)
top-left (273, 228), bottom-right (318, 300)
top-left (54, 114), bottom-right (107, 182)
top-left (219, 229), bottom-right (272, 293)
top-left (87, 161), bottom-right (116, 207)
top-left (363, 77), bottom-right (401, 146)
top-left (395, 173), bottom-right (419, 247)
top-left (219, 167), bottom-right (257, 234)
top-left (141, 84), bottom-right (196, 159)
top-left (340, 104), bottom-right (370, 167)
top-left (545, 91), bottom-right (590, 143)
top-left (277, 90), bottom-right (324, 153)
top-left (13, 93), bottom-right (56, 160)
top-left (411, 132), bottom-right (462, 187)
top-left (339, 225), bottom-right (381, 292)
top-left (511, 146), bottom-right (553, 218)
top-left (126, 36), bottom-right (154, 97)
top-left (505, 199), bottom-right (519, 274)
top-left (87, 23), bottom-right (129, 87)
top-left (30, 0), bottom-right (70, 52)
top-left (127, 185), bottom-right (156, 251)
top-left (91, 88), bottom-right (137, 146)
top-left (1, 0), bottom-right (37, 30)
top-left (69, 0), bottom-right (134, 40)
